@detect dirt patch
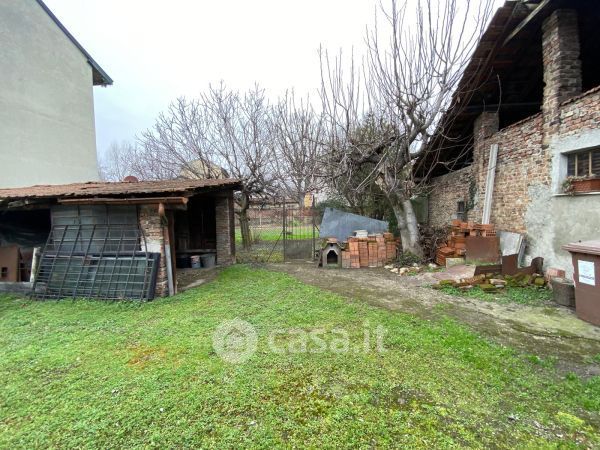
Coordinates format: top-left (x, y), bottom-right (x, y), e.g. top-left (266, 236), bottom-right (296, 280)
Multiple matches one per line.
top-left (127, 344), bottom-right (168, 369)
top-left (265, 262), bottom-right (600, 377)
top-left (177, 267), bottom-right (221, 291)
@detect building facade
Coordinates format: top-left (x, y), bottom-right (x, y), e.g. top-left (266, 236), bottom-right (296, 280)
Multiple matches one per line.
top-left (0, 0), bottom-right (112, 188)
top-left (427, 1), bottom-right (600, 278)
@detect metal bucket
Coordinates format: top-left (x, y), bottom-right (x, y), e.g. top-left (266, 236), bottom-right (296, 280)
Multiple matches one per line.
top-left (200, 254), bottom-right (216, 268)
top-left (190, 255), bottom-right (202, 269)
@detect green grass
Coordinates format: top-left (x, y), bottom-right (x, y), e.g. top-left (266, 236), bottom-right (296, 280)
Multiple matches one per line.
top-left (235, 228), bottom-right (313, 243)
top-left (439, 284), bottom-right (554, 306)
top-left (235, 228), bottom-right (283, 243)
top-left (1, 266), bottom-right (599, 448)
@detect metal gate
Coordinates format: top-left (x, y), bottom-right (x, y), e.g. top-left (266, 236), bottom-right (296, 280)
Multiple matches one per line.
top-left (236, 202), bottom-right (319, 263)
top-left (283, 204), bottom-right (318, 261)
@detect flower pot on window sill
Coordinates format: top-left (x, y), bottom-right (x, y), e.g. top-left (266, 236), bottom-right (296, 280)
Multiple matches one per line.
top-left (570, 178), bottom-right (600, 194)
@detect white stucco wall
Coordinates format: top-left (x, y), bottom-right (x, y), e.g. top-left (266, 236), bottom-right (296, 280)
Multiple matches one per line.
top-left (0, 0), bottom-right (100, 188)
top-left (525, 128), bottom-right (600, 279)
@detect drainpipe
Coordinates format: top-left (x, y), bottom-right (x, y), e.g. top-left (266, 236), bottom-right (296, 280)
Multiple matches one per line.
top-left (158, 202), bottom-right (175, 296)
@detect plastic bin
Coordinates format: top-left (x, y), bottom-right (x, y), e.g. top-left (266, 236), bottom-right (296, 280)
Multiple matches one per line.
top-left (563, 240), bottom-right (600, 326)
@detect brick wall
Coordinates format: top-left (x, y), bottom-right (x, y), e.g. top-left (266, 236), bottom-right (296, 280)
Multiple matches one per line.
top-left (473, 113), bottom-right (547, 233)
top-left (427, 7), bottom-right (600, 276)
top-left (558, 86), bottom-right (600, 138)
top-left (430, 112), bottom-right (548, 234)
top-left (138, 205), bottom-right (168, 297)
top-left (542, 9), bottom-right (582, 125)
top-left (428, 166), bottom-right (473, 228)
top-left (215, 192), bottom-right (235, 265)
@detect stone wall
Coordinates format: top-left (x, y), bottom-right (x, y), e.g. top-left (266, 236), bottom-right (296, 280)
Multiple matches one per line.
top-left (138, 205), bottom-right (168, 298)
top-left (427, 166), bottom-right (473, 228)
top-left (215, 192), bottom-right (235, 265)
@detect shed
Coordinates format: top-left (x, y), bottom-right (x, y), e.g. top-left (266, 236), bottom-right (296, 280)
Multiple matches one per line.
top-left (0, 178), bottom-right (241, 300)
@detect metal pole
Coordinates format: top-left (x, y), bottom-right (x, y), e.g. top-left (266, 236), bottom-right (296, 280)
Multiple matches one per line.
top-left (283, 202), bottom-right (287, 262)
top-left (312, 197), bottom-right (316, 261)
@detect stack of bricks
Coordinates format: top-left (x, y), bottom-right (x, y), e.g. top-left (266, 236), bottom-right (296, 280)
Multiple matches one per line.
top-left (367, 237), bottom-right (378, 268)
top-left (435, 220), bottom-right (496, 266)
top-left (376, 235), bottom-right (386, 267)
top-left (359, 240), bottom-right (369, 267)
top-left (384, 233), bottom-right (397, 261)
top-left (348, 238), bottom-right (360, 269)
top-left (342, 233), bottom-right (397, 269)
top-left (341, 249), bottom-right (351, 268)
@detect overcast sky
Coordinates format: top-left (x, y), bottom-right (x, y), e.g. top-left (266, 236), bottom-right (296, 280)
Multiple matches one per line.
top-left (43, 0), bottom-right (384, 158)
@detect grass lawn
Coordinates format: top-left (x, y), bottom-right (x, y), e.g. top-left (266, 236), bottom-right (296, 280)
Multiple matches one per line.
top-left (235, 228), bottom-right (313, 243)
top-left (439, 285), bottom-right (554, 306)
top-left (1, 266), bottom-right (599, 448)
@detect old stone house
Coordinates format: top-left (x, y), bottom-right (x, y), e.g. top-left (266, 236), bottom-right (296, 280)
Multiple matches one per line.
top-left (0, 0), bottom-right (111, 188)
top-left (0, 178), bottom-right (240, 299)
top-left (426, 0), bottom-right (600, 277)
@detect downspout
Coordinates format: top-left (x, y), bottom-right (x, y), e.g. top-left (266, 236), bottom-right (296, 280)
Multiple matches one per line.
top-left (158, 202), bottom-right (175, 296)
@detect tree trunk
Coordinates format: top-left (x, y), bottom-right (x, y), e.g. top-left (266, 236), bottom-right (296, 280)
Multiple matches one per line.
top-left (237, 193), bottom-right (252, 250)
top-left (389, 197), bottom-right (423, 258)
top-left (401, 199), bottom-right (422, 256)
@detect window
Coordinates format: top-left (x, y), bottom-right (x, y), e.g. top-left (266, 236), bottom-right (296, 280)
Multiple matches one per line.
top-left (456, 201), bottom-right (466, 221)
top-left (567, 148), bottom-right (600, 177)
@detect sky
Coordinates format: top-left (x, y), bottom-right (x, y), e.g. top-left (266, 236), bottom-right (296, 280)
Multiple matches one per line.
top-left (43, 0), bottom-right (382, 159)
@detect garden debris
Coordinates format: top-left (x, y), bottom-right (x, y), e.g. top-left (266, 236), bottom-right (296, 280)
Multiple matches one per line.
top-left (498, 230), bottom-right (526, 260)
top-left (435, 271), bottom-right (548, 291)
top-left (420, 225), bottom-right (449, 262)
top-left (474, 254), bottom-right (544, 277)
top-left (435, 220), bottom-right (499, 267)
top-left (465, 235), bottom-right (501, 264)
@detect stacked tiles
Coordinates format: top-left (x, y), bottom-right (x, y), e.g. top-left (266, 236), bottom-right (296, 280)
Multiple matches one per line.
top-left (334, 233), bottom-right (398, 269)
top-left (348, 238), bottom-right (360, 269)
top-left (359, 240), bottom-right (369, 268)
top-left (435, 220), bottom-right (497, 265)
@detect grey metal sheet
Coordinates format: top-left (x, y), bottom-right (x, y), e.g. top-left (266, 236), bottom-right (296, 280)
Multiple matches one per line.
top-left (319, 208), bottom-right (388, 242)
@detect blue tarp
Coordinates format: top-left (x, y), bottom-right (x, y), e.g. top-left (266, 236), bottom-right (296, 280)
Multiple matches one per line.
top-left (319, 208), bottom-right (388, 242)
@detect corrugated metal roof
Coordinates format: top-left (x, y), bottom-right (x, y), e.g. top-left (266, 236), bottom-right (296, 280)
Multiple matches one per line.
top-left (0, 179), bottom-right (242, 202)
top-left (35, 0), bottom-right (113, 86)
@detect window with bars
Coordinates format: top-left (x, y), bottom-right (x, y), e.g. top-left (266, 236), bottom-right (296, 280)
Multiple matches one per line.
top-left (567, 148), bottom-right (600, 177)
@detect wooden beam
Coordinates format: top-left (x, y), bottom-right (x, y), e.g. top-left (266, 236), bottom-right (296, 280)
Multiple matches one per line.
top-left (1, 199), bottom-right (54, 210)
top-left (503, 0), bottom-right (553, 46)
top-left (58, 197), bottom-right (189, 206)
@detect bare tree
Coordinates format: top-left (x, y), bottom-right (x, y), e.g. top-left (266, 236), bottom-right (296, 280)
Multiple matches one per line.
top-left (98, 141), bottom-right (137, 181)
top-left (201, 84), bottom-right (275, 247)
top-left (271, 92), bottom-right (325, 207)
top-left (320, 0), bottom-right (493, 256)
top-left (136, 84), bottom-right (275, 248)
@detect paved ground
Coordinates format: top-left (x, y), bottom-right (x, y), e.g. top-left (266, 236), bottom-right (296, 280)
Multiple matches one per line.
top-left (266, 261), bottom-right (600, 378)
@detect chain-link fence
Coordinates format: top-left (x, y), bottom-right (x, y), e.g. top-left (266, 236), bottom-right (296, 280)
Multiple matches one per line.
top-left (236, 204), bottom-right (318, 263)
